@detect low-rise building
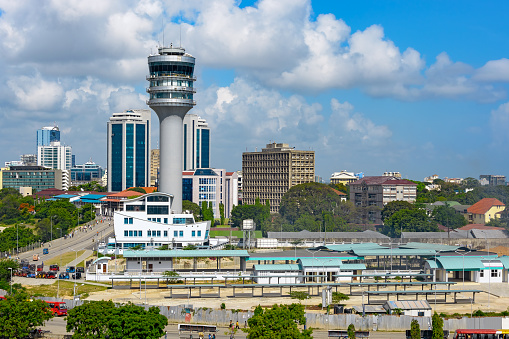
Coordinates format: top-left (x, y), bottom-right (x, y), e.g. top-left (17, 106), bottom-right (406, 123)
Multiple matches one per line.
top-left (467, 198), bottom-right (505, 224)
top-left (1, 166), bottom-right (69, 191)
top-left (330, 170), bottom-right (357, 185)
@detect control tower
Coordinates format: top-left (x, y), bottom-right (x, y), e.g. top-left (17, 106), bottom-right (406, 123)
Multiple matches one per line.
top-left (147, 44), bottom-right (196, 213)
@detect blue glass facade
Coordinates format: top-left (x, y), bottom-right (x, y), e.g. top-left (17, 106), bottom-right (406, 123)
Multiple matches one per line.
top-left (183, 124), bottom-right (188, 170)
top-left (125, 124), bottom-right (134, 188)
top-left (37, 128), bottom-right (60, 147)
top-left (111, 124), bottom-right (123, 191)
top-left (135, 124), bottom-right (146, 187)
top-left (182, 178), bottom-right (193, 201)
top-left (201, 129), bottom-right (210, 168)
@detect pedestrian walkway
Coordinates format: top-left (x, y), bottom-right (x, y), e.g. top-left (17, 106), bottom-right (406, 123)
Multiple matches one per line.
top-left (68, 250), bottom-right (93, 267)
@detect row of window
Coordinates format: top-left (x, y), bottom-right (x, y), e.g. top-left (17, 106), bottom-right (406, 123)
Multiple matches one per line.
top-left (123, 230), bottom-right (203, 238)
top-left (150, 79), bottom-right (193, 87)
top-left (199, 178), bottom-right (216, 185)
top-left (149, 92), bottom-right (194, 100)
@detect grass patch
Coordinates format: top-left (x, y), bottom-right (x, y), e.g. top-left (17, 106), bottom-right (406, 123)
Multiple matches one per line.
top-left (209, 230), bottom-right (262, 238)
top-left (25, 281), bottom-right (108, 298)
top-left (44, 250), bottom-right (86, 266)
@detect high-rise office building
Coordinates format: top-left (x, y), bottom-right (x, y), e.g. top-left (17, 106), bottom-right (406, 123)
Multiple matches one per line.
top-left (20, 154), bottom-right (37, 166)
top-left (37, 141), bottom-right (72, 171)
top-left (242, 142), bottom-right (315, 213)
top-left (107, 109), bottom-right (151, 192)
top-left (71, 160), bottom-right (104, 185)
top-left (147, 44), bottom-right (196, 213)
top-left (37, 125), bottom-right (60, 147)
top-left (150, 149), bottom-right (160, 187)
top-left (183, 114), bottom-right (210, 171)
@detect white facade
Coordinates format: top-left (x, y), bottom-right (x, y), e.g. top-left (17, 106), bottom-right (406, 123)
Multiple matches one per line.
top-left (113, 192), bottom-right (211, 249)
top-left (37, 141), bottom-right (72, 171)
top-left (474, 261), bottom-right (504, 283)
top-left (330, 170), bottom-right (357, 185)
top-left (183, 114), bottom-right (210, 171)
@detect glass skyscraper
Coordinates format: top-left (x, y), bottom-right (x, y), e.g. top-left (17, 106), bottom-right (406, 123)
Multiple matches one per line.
top-left (107, 110), bottom-right (151, 192)
top-left (183, 114), bottom-right (210, 170)
top-left (37, 126), bottom-right (60, 147)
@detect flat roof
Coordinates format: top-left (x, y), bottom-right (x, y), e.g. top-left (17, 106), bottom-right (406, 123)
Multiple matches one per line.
top-left (123, 249), bottom-right (250, 258)
top-left (246, 249), bottom-right (359, 261)
top-left (352, 248), bottom-right (437, 257)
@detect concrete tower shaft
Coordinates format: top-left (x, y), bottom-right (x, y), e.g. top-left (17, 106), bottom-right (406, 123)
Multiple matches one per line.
top-left (147, 45), bottom-right (196, 213)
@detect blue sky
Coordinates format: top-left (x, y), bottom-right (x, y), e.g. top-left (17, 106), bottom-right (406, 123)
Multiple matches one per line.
top-left (0, 0), bottom-right (508, 181)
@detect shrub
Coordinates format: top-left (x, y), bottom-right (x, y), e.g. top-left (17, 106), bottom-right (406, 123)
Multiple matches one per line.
top-left (220, 303), bottom-right (226, 310)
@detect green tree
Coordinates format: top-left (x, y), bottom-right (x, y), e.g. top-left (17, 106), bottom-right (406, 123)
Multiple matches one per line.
top-left (67, 300), bottom-right (167, 339)
top-left (127, 187), bottom-right (147, 194)
top-left (332, 292), bottom-right (350, 304)
top-left (347, 323), bottom-right (356, 339)
top-left (201, 201), bottom-right (214, 222)
top-left (382, 209), bottom-right (438, 237)
top-left (219, 202), bottom-right (225, 225)
top-left (182, 200), bottom-right (201, 220)
top-left (0, 293), bottom-right (53, 339)
top-left (289, 291), bottom-right (310, 303)
top-left (0, 225), bottom-right (38, 252)
top-left (410, 319), bottom-right (421, 339)
top-left (243, 304), bottom-right (313, 339)
top-left (230, 200), bottom-right (270, 229)
top-left (381, 201), bottom-right (414, 222)
top-left (432, 205), bottom-right (467, 229)
top-left (432, 312), bottom-right (444, 339)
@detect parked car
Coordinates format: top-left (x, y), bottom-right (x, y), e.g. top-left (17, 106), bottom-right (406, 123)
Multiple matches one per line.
top-left (33, 254), bottom-right (39, 261)
top-left (36, 264), bottom-right (44, 272)
top-left (27, 272), bottom-right (36, 278)
top-left (43, 248), bottom-right (49, 255)
top-left (76, 267), bottom-right (85, 273)
top-left (46, 272), bottom-right (56, 279)
top-left (49, 265), bottom-right (59, 271)
top-left (66, 266), bottom-right (75, 273)
top-left (72, 272), bottom-right (82, 280)
top-left (58, 273), bottom-right (70, 280)
top-left (36, 271), bottom-right (47, 279)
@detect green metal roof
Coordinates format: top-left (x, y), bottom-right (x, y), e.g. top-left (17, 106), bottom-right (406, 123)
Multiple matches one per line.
top-left (254, 264), bottom-right (300, 271)
top-left (435, 257), bottom-right (485, 271)
top-left (401, 242), bottom-right (459, 252)
top-left (325, 243), bottom-right (388, 252)
top-left (298, 258), bottom-right (343, 267)
top-left (123, 249), bottom-right (250, 258)
top-left (496, 256), bottom-right (509, 269)
top-left (340, 263), bottom-right (367, 270)
top-left (426, 259), bottom-right (439, 269)
top-left (352, 248), bottom-right (436, 257)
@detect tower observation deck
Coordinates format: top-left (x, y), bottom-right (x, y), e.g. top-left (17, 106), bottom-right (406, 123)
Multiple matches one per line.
top-left (147, 44), bottom-right (196, 213)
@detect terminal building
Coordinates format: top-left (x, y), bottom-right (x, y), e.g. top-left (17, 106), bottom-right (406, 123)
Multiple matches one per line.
top-left (113, 192), bottom-right (211, 249)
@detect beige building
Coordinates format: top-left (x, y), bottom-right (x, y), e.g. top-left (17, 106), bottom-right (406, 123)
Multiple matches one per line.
top-left (467, 198), bottom-right (505, 224)
top-left (242, 142), bottom-right (315, 213)
top-left (150, 149), bottom-right (160, 187)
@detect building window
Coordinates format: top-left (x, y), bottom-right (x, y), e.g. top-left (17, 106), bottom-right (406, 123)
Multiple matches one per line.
top-left (192, 231), bottom-right (196, 237)
top-left (164, 231), bottom-right (168, 237)
top-left (129, 231), bottom-right (133, 237)
top-left (124, 218), bottom-right (129, 224)
top-left (480, 270), bottom-right (484, 277)
top-left (157, 218), bottom-right (161, 223)
top-left (147, 205), bottom-right (169, 214)
top-left (147, 196), bottom-right (169, 202)
top-left (124, 231), bottom-right (128, 237)
top-left (138, 230), bottom-right (142, 237)
top-left (198, 230), bottom-right (201, 237)
top-left (164, 218), bottom-right (168, 224)
top-left (157, 231), bottom-right (161, 237)
top-left (179, 231), bottom-right (183, 237)
top-left (174, 231), bottom-right (178, 237)
top-left (133, 231), bottom-right (138, 236)
top-left (147, 230), bottom-right (151, 237)
top-left (491, 270), bottom-right (498, 277)
top-left (129, 218), bottom-right (133, 224)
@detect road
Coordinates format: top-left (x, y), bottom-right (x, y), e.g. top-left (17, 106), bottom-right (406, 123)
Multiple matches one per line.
top-left (42, 317), bottom-right (408, 338)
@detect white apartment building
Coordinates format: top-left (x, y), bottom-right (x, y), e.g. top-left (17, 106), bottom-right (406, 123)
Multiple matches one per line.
top-left (37, 141), bottom-right (72, 171)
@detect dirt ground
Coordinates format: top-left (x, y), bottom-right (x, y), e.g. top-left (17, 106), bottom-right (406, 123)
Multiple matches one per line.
top-left (82, 280), bottom-right (509, 315)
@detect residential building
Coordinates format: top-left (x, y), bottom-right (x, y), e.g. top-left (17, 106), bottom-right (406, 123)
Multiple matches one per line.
top-left (150, 149), bottom-right (160, 187)
top-left (424, 174), bottom-right (439, 183)
top-left (113, 192), bottom-right (210, 249)
top-left (480, 175), bottom-right (506, 186)
top-left (4, 161), bottom-right (23, 167)
top-left (1, 166), bottom-right (68, 191)
top-left (107, 109), bottom-right (151, 192)
top-left (236, 170), bottom-right (243, 203)
top-left (383, 171), bottom-right (401, 178)
top-left (183, 114), bottom-right (210, 171)
top-left (242, 142), bottom-right (315, 213)
top-left (70, 160), bottom-right (104, 186)
top-left (349, 176), bottom-right (417, 223)
top-left (0, 167), bottom-right (7, 188)
top-left (467, 198), bottom-right (505, 224)
top-left (37, 125), bottom-right (60, 147)
top-left (182, 169), bottom-right (238, 218)
top-left (37, 141), bottom-right (72, 171)
top-left (330, 170), bottom-right (357, 185)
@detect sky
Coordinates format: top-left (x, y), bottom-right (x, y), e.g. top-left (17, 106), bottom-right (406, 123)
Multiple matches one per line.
top-left (1, 0), bottom-right (509, 181)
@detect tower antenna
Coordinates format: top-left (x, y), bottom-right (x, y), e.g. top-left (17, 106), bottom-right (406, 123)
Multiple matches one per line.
top-left (179, 15), bottom-right (182, 47)
top-left (162, 16), bottom-right (165, 47)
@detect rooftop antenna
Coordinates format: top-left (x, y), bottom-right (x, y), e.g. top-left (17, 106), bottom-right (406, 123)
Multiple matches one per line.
top-left (162, 16), bottom-right (165, 47)
top-left (179, 15), bottom-right (182, 47)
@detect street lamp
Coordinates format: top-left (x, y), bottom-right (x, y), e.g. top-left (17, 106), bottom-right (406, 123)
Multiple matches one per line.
top-left (433, 250), bottom-right (443, 312)
top-left (50, 215), bottom-right (57, 243)
top-left (56, 228), bottom-right (62, 299)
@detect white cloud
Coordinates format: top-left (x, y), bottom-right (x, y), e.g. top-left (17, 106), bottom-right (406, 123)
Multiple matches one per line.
top-left (474, 58), bottom-right (509, 82)
top-left (6, 74), bottom-right (64, 111)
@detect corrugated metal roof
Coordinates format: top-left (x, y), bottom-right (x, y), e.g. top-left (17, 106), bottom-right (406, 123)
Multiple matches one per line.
top-left (435, 256), bottom-right (485, 271)
top-left (385, 300), bottom-right (431, 310)
top-left (497, 256), bottom-right (509, 269)
top-left (298, 258), bottom-right (343, 267)
top-left (352, 248), bottom-right (436, 257)
top-left (325, 243), bottom-right (388, 252)
top-left (471, 229), bottom-right (509, 239)
top-left (254, 264), bottom-right (300, 271)
top-left (341, 263), bottom-right (367, 270)
top-left (401, 242), bottom-right (459, 251)
top-left (266, 230), bottom-right (389, 239)
top-left (426, 260), bottom-right (438, 269)
top-left (402, 231), bottom-right (470, 239)
top-left (123, 249), bottom-right (250, 258)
